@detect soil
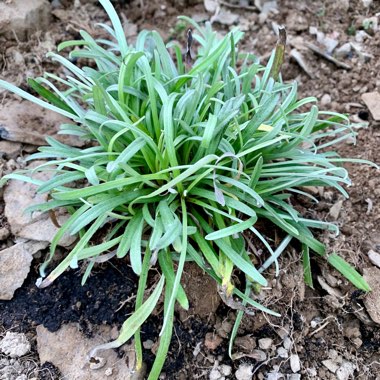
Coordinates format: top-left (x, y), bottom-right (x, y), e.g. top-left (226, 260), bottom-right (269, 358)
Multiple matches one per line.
top-left (1, 0), bottom-right (380, 379)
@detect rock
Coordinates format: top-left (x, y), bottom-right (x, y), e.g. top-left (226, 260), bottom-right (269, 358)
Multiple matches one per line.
top-left (336, 361), bottom-right (355, 380)
top-left (0, 141), bottom-right (23, 159)
top-left (362, 0), bottom-right (372, 6)
top-left (0, 332), bottom-right (31, 358)
top-left (36, 324), bottom-right (143, 380)
top-left (362, 92), bottom-right (380, 121)
top-left (3, 162), bottom-right (76, 247)
top-left (329, 200), bottom-right (343, 220)
top-left (0, 101), bottom-right (84, 147)
top-left (368, 250), bottom-right (380, 268)
top-left (204, 0), bottom-right (218, 13)
top-left (322, 359), bottom-right (339, 373)
top-left (0, 0), bottom-right (51, 41)
top-left (277, 347), bottom-right (288, 358)
top-left (209, 369), bottom-right (223, 380)
top-left (286, 13), bottom-right (308, 32)
top-left (204, 333), bottom-right (223, 351)
top-left (283, 336), bottom-right (292, 350)
top-left (258, 337), bottom-right (273, 350)
top-left (287, 375), bottom-right (301, 380)
top-left (267, 372), bottom-right (283, 380)
top-left (209, 368), bottom-right (224, 380)
top-left (0, 240), bottom-right (48, 300)
top-left (321, 94), bottom-right (331, 106)
top-left (290, 354), bottom-right (301, 373)
top-left (335, 43), bottom-right (351, 59)
top-left (235, 364), bottom-right (253, 380)
top-left (212, 10), bottom-right (239, 26)
top-left (363, 267), bottom-right (380, 324)
top-left (220, 364), bottom-right (232, 376)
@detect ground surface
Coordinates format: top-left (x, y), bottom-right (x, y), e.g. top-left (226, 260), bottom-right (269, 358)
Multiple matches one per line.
top-left (0, 0), bottom-right (380, 379)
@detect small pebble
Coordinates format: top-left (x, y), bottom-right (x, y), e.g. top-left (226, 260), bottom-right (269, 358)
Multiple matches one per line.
top-left (258, 338), bottom-right (273, 350)
top-left (277, 347), bottom-right (289, 359)
top-left (220, 364), bottom-right (232, 376)
top-left (290, 354), bottom-right (301, 373)
top-left (321, 94), bottom-right (331, 106)
top-left (235, 364), bottom-right (254, 380)
top-left (283, 336), bottom-right (292, 350)
top-left (368, 250), bottom-right (380, 268)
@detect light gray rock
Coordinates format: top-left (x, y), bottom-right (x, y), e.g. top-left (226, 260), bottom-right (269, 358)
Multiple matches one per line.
top-left (0, 332), bottom-right (30, 358)
top-left (321, 94), bottom-right (332, 106)
top-left (368, 250), bottom-right (380, 268)
top-left (36, 324), bottom-right (144, 380)
top-left (0, 0), bottom-right (51, 41)
top-left (0, 240), bottom-right (48, 300)
top-left (3, 162), bottom-right (76, 247)
top-left (220, 364), bottom-right (232, 376)
top-left (258, 337), bottom-right (273, 350)
top-left (322, 359), bottom-right (339, 373)
top-left (290, 354), bottom-right (301, 373)
top-left (209, 368), bottom-right (224, 380)
top-left (277, 347), bottom-right (288, 359)
top-left (235, 364), bottom-right (254, 380)
top-left (335, 43), bottom-right (351, 59)
top-left (336, 361), bottom-right (355, 380)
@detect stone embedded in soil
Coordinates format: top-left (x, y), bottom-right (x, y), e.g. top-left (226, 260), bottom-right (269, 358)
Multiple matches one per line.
top-left (3, 162), bottom-right (76, 247)
top-left (258, 337), bottom-right (273, 350)
top-left (363, 267), bottom-right (380, 324)
top-left (361, 92), bottom-right (380, 121)
top-left (36, 324), bottom-right (143, 380)
top-left (329, 200), bottom-right (343, 220)
top-left (322, 359), bottom-right (339, 373)
top-left (0, 101), bottom-right (84, 147)
top-left (0, 0), bottom-right (51, 41)
top-left (336, 361), bottom-right (355, 380)
top-left (235, 364), bottom-right (254, 380)
top-left (0, 141), bottom-right (22, 159)
top-left (290, 354), bottom-right (301, 373)
top-left (0, 240), bottom-right (48, 300)
top-left (0, 332), bottom-right (31, 358)
top-left (368, 249), bottom-right (380, 268)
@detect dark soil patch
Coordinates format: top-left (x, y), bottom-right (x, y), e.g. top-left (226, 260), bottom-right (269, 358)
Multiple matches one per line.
top-left (0, 257), bottom-right (137, 334)
top-left (1, 0), bottom-right (380, 379)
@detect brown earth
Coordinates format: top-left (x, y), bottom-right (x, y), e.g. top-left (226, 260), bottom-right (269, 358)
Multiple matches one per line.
top-left (0, 0), bottom-right (380, 379)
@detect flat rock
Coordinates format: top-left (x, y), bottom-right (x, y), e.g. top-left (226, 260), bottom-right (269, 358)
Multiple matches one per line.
top-left (329, 200), bottom-right (343, 220)
top-left (0, 101), bottom-right (84, 147)
top-left (363, 267), bottom-right (380, 324)
top-left (368, 250), bottom-right (380, 268)
top-left (362, 92), bottom-right (380, 121)
top-left (0, 332), bottom-right (31, 358)
top-left (36, 324), bottom-right (143, 380)
top-left (0, 240), bottom-right (48, 300)
top-left (3, 162), bottom-right (76, 247)
top-left (0, 141), bottom-right (22, 158)
top-left (0, 0), bottom-right (51, 41)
